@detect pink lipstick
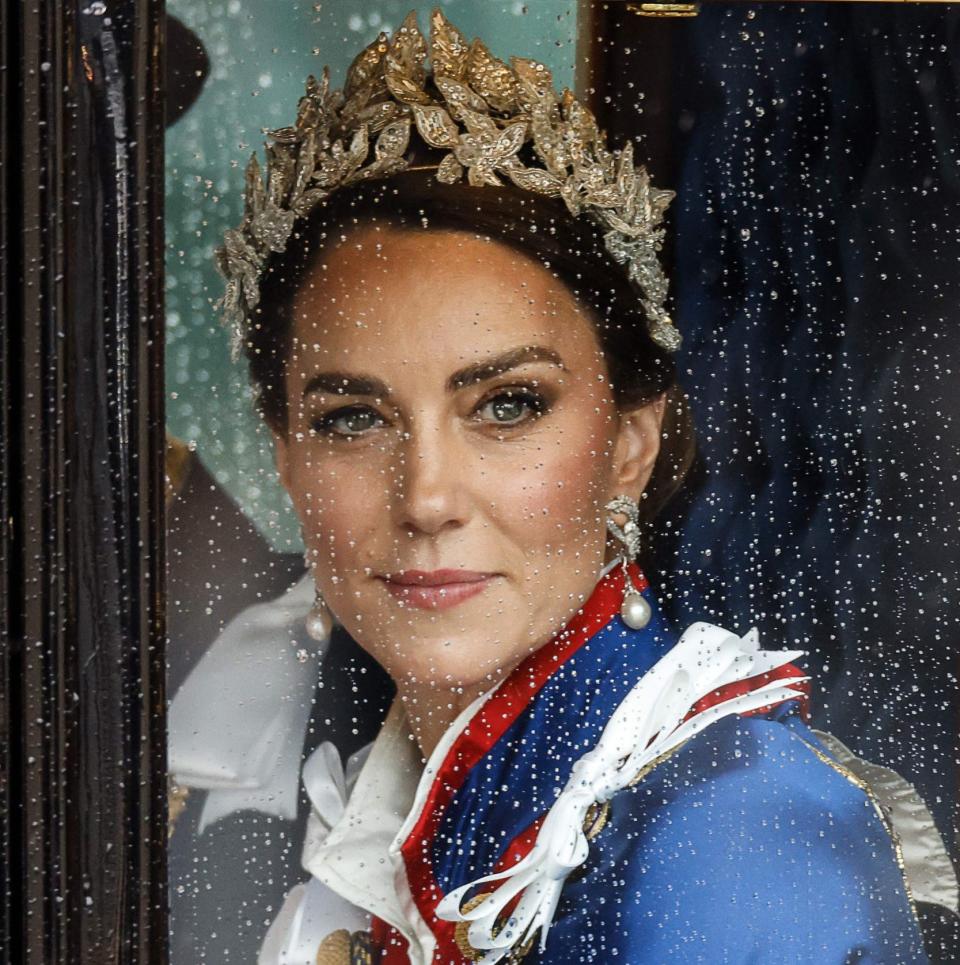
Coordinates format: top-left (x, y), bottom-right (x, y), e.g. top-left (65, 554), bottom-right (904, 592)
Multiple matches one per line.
top-left (379, 569), bottom-right (496, 610)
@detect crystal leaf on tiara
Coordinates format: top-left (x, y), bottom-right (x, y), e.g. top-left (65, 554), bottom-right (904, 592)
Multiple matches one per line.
top-left (214, 6), bottom-right (682, 362)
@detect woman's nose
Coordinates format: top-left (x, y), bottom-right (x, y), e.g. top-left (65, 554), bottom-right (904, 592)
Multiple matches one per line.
top-left (392, 423), bottom-right (472, 536)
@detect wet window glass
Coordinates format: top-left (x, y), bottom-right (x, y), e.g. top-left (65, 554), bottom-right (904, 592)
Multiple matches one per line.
top-left (162, 4), bottom-right (960, 964)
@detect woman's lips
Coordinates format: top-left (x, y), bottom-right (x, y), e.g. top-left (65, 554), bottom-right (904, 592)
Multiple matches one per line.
top-left (378, 569), bottom-right (497, 610)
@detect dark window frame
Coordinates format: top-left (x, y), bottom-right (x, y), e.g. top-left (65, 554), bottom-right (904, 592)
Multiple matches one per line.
top-left (1, 1), bottom-right (167, 961)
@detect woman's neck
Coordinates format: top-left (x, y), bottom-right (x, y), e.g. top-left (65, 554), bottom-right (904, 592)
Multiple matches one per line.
top-left (398, 670), bottom-right (510, 760)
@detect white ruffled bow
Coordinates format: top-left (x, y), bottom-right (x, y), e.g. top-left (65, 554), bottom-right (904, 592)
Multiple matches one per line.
top-left (435, 622), bottom-right (808, 963)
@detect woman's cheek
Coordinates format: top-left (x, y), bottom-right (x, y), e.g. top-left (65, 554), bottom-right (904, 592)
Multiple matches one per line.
top-left (496, 422), bottom-right (612, 553)
top-left (294, 452), bottom-right (389, 571)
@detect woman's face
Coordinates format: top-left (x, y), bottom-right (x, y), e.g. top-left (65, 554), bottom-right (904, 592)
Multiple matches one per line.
top-left (273, 225), bottom-right (664, 694)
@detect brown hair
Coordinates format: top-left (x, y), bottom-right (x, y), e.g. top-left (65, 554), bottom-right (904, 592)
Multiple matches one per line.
top-left (245, 167), bottom-right (695, 528)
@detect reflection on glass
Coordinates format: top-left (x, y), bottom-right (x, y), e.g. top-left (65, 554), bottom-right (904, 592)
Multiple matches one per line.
top-left (165, 4), bottom-right (959, 964)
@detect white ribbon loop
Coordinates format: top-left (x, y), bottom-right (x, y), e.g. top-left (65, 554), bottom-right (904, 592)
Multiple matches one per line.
top-left (435, 623), bottom-right (808, 964)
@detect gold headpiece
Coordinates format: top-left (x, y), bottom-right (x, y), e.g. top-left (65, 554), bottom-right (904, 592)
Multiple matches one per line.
top-left (215, 7), bottom-right (680, 359)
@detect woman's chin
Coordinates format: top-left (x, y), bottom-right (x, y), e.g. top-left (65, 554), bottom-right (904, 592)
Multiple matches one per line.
top-left (385, 633), bottom-right (526, 696)
top-left (336, 580), bottom-right (539, 692)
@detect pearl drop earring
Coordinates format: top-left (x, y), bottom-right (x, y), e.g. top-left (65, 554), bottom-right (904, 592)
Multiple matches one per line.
top-left (302, 544), bottom-right (331, 641)
top-left (305, 586), bottom-right (332, 642)
top-left (605, 495), bottom-right (652, 630)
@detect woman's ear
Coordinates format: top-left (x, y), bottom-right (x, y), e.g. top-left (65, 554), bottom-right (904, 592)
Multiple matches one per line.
top-left (609, 395), bottom-right (666, 501)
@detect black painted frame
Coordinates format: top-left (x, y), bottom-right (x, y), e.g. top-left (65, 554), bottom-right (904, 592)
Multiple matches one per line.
top-left (1, 1), bottom-right (167, 962)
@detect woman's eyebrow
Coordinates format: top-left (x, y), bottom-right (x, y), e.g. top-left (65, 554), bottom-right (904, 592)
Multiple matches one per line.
top-left (301, 371), bottom-right (390, 399)
top-left (299, 347), bottom-right (566, 399)
top-left (447, 345), bottom-right (567, 391)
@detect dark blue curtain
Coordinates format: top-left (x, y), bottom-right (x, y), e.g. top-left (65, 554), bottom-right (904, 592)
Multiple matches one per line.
top-left (658, 4), bottom-right (960, 856)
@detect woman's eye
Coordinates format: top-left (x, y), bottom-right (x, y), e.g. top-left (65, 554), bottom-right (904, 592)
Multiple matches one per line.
top-left (312, 405), bottom-right (384, 438)
top-left (476, 390), bottom-right (547, 427)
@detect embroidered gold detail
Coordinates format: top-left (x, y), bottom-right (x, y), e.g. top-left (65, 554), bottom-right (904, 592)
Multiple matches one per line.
top-left (349, 931), bottom-right (375, 965)
top-left (167, 779), bottom-right (190, 840)
top-left (315, 929), bottom-right (351, 965)
top-left (626, 737), bottom-right (691, 788)
top-left (454, 894), bottom-right (487, 962)
top-left (794, 737), bottom-right (922, 930)
top-left (453, 753), bottom-right (673, 960)
top-left (314, 929), bottom-right (373, 965)
top-left (582, 799), bottom-right (610, 841)
top-left (453, 893), bottom-right (538, 963)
